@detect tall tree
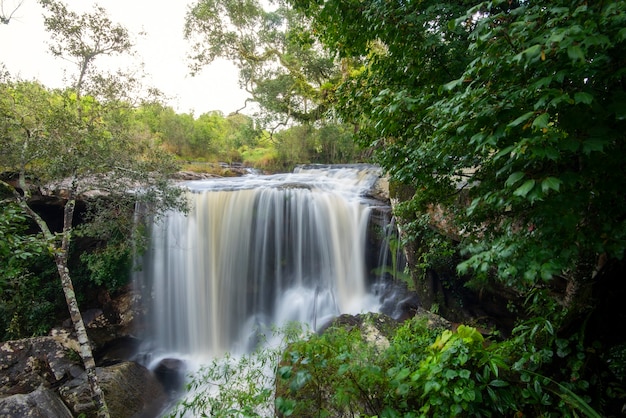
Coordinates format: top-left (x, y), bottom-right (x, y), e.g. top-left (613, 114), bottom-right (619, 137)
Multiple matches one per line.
top-left (292, 0), bottom-right (626, 321)
top-left (0, 2), bottom-right (184, 417)
top-left (184, 0), bottom-right (340, 131)
top-left (0, 0), bottom-right (24, 24)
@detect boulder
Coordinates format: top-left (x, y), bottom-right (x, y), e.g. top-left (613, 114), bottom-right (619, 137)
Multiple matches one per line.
top-left (0, 336), bottom-right (83, 396)
top-left (153, 358), bottom-right (187, 396)
top-left (367, 175), bottom-right (390, 202)
top-left (59, 361), bottom-right (167, 418)
top-left (0, 386), bottom-right (73, 418)
top-left (320, 312), bottom-right (399, 349)
top-left (83, 285), bottom-right (145, 350)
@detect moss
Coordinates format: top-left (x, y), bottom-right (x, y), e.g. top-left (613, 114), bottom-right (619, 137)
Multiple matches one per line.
top-left (388, 180), bottom-right (415, 202)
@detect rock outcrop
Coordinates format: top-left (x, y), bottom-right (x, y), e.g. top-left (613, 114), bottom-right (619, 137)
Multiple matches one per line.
top-left (59, 361), bottom-right (166, 418)
top-left (0, 386), bottom-right (74, 418)
top-left (0, 321), bottom-right (166, 417)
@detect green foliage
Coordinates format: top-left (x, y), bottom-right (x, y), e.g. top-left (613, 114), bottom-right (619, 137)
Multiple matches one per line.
top-left (169, 314), bottom-right (620, 417)
top-left (185, 0), bottom-right (343, 129)
top-left (277, 317), bottom-right (604, 417)
top-left (167, 323), bottom-right (306, 418)
top-left (132, 103), bottom-right (263, 163)
top-left (272, 123), bottom-right (361, 170)
top-left (0, 204), bottom-right (61, 340)
top-left (291, 0), bottom-right (626, 319)
top-left (241, 146), bottom-right (280, 170)
top-left (79, 241), bottom-right (133, 289)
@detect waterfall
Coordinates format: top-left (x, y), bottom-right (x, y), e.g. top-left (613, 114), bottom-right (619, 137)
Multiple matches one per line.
top-left (137, 165), bottom-right (388, 359)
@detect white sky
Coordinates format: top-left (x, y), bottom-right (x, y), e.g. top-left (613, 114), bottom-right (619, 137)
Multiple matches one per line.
top-left (0, 0), bottom-right (251, 116)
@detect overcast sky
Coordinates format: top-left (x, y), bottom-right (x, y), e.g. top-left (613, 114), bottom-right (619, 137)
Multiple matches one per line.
top-left (0, 0), bottom-right (250, 116)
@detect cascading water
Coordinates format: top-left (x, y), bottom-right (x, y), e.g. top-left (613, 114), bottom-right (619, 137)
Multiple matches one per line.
top-left (136, 164), bottom-right (392, 360)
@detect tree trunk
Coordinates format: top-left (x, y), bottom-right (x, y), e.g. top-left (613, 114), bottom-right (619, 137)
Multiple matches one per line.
top-left (560, 252), bottom-right (597, 332)
top-left (9, 177), bottom-right (110, 418)
top-left (56, 197), bottom-right (110, 418)
top-left (54, 252), bottom-right (110, 417)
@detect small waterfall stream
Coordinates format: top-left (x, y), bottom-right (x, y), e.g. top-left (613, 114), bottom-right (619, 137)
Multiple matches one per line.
top-left (136, 164), bottom-right (395, 361)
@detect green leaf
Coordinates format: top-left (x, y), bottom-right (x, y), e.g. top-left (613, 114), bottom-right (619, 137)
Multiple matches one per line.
top-left (541, 177), bottom-right (561, 193)
top-left (443, 77), bottom-right (463, 91)
top-left (505, 171), bottom-right (525, 187)
top-left (493, 145), bottom-right (515, 161)
top-left (567, 45), bottom-right (585, 62)
top-left (424, 380), bottom-right (441, 394)
top-left (507, 111), bottom-right (534, 128)
top-left (574, 92), bottom-right (593, 105)
top-left (489, 379), bottom-right (509, 387)
top-left (397, 383), bottom-right (410, 396)
top-left (393, 367), bottom-right (411, 381)
top-left (514, 44), bottom-right (541, 63)
top-left (514, 180), bottom-right (536, 197)
top-left (532, 113), bottom-right (549, 129)
top-left (444, 369), bottom-right (458, 380)
top-left (582, 139), bottom-right (608, 154)
top-left (278, 366), bottom-right (292, 379)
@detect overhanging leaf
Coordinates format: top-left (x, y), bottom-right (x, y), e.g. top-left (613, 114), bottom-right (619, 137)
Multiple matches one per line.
top-left (541, 177), bottom-right (561, 193)
top-left (532, 113), bottom-right (549, 129)
top-left (582, 138), bottom-right (608, 154)
top-left (505, 171), bottom-right (525, 187)
top-left (443, 77), bottom-right (464, 91)
top-left (567, 45), bottom-right (585, 62)
top-left (508, 111), bottom-right (534, 128)
top-left (513, 179), bottom-right (536, 197)
top-left (574, 92), bottom-right (593, 105)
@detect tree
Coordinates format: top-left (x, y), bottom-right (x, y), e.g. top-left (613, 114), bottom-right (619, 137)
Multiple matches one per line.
top-left (159, 108), bottom-right (195, 156)
top-left (39, 0), bottom-right (132, 98)
top-left (0, 2), bottom-right (185, 417)
top-left (184, 0), bottom-right (341, 131)
top-left (224, 112), bottom-right (257, 149)
top-left (291, 0), bottom-right (626, 322)
top-left (0, 0), bottom-right (24, 24)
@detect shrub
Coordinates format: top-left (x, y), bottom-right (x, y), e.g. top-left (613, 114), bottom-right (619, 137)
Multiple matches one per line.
top-left (171, 315), bottom-right (606, 417)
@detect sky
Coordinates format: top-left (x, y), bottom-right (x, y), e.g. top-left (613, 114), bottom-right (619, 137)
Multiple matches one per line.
top-left (0, 0), bottom-right (251, 116)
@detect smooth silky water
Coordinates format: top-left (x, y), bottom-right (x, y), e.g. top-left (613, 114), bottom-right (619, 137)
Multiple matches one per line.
top-left (134, 165), bottom-right (403, 414)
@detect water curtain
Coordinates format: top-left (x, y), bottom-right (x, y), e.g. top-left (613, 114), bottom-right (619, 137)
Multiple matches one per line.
top-left (138, 165), bottom-right (387, 358)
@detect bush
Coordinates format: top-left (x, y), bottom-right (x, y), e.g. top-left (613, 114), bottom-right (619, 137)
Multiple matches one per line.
top-left (167, 323), bottom-right (306, 418)
top-left (79, 240), bottom-right (133, 289)
top-left (0, 204), bottom-right (62, 340)
top-left (278, 317), bottom-right (602, 417)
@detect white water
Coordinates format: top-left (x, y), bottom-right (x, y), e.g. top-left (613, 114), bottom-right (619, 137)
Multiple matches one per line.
top-left (137, 165), bottom-right (386, 360)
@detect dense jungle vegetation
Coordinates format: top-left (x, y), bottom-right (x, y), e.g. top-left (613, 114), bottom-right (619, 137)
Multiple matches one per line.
top-left (2, 0), bottom-right (626, 416)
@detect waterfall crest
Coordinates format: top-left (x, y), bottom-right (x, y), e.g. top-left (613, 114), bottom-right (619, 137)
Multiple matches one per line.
top-left (138, 165), bottom-right (386, 358)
